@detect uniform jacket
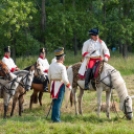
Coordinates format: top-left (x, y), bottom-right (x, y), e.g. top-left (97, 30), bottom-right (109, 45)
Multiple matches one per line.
top-left (48, 62), bottom-right (70, 99)
top-left (79, 38), bottom-right (110, 77)
top-left (37, 56), bottom-right (49, 74)
top-left (2, 56), bottom-right (18, 72)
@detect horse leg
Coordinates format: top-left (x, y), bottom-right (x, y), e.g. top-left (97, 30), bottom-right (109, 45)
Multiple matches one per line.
top-left (38, 92), bottom-right (43, 106)
top-left (72, 88), bottom-right (79, 115)
top-left (106, 91), bottom-right (111, 119)
top-left (96, 87), bottom-right (103, 117)
top-left (3, 93), bottom-right (11, 118)
top-left (78, 87), bottom-right (84, 115)
top-left (30, 91), bottom-right (38, 109)
top-left (18, 94), bottom-right (24, 116)
top-left (10, 92), bottom-right (19, 116)
top-left (4, 105), bottom-right (8, 118)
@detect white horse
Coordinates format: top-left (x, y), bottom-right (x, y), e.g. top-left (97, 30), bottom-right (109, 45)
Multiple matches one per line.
top-left (10, 64), bottom-right (46, 116)
top-left (0, 72), bottom-right (22, 118)
top-left (67, 62), bottom-right (133, 120)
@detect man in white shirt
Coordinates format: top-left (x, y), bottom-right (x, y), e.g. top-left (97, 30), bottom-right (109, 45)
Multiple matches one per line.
top-left (79, 28), bottom-right (110, 90)
top-left (2, 46), bottom-right (20, 72)
top-left (48, 47), bottom-right (71, 122)
top-left (37, 47), bottom-right (49, 92)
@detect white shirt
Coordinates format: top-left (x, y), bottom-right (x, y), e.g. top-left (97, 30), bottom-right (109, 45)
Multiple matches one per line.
top-left (48, 62), bottom-right (69, 85)
top-left (37, 57), bottom-right (49, 73)
top-left (2, 56), bottom-right (17, 72)
top-left (82, 39), bottom-right (110, 59)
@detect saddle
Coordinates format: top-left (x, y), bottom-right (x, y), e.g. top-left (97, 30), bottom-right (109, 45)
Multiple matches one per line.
top-left (92, 61), bottom-right (104, 79)
top-left (71, 61), bottom-right (104, 89)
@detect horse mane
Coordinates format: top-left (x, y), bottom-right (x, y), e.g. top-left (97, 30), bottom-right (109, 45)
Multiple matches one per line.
top-left (0, 60), bottom-right (7, 68)
top-left (111, 70), bottom-right (128, 99)
top-left (23, 62), bottom-right (40, 71)
top-left (0, 60), bottom-right (9, 76)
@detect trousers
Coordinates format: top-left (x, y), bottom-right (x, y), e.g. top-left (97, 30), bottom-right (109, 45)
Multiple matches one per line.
top-left (51, 84), bottom-right (65, 122)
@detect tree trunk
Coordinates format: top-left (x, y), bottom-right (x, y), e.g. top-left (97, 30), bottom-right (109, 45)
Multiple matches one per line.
top-left (73, 34), bottom-right (78, 55)
top-left (41, 0), bottom-right (46, 47)
top-left (122, 44), bottom-right (128, 58)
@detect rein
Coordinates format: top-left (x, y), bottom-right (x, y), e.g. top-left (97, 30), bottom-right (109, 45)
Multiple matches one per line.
top-left (20, 72), bottom-right (32, 89)
top-left (0, 77), bottom-right (20, 95)
top-left (97, 69), bottom-right (116, 88)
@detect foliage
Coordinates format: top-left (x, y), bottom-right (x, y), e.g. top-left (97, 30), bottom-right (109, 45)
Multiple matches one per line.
top-left (1, 0), bottom-right (134, 56)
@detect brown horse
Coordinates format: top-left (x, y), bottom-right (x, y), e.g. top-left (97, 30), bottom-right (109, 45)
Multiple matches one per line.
top-left (0, 60), bottom-right (10, 78)
top-left (10, 63), bottom-right (46, 116)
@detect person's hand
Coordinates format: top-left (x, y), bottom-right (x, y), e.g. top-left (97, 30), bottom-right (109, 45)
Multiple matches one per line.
top-left (15, 67), bottom-right (20, 71)
top-left (103, 57), bottom-right (108, 62)
top-left (85, 54), bottom-right (90, 58)
top-left (66, 83), bottom-right (72, 90)
top-left (68, 85), bottom-right (72, 90)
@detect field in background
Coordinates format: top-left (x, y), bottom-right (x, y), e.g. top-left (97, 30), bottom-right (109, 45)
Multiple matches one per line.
top-left (0, 51), bottom-right (134, 134)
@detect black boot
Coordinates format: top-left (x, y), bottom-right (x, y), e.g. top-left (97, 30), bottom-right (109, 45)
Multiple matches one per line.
top-left (84, 68), bottom-right (93, 90)
top-left (43, 76), bottom-right (49, 92)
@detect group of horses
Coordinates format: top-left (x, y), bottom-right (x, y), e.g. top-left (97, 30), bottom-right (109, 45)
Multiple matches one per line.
top-left (0, 60), bottom-right (133, 120)
top-left (0, 61), bottom-right (46, 118)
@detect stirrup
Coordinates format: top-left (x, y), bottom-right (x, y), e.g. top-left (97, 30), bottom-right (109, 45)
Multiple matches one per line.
top-left (84, 86), bottom-right (90, 90)
top-left (44, 87), bottom-right (48, 92)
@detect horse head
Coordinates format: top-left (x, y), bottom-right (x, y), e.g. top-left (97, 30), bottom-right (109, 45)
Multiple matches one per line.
top-left (30, 62), bottom-right (46, 82)
top-left (22, 70), bottom-right (35, 91)
top-left (0, 61), bottom-right (10, 78)
top-left (123, 96), bottom-right (133, 120)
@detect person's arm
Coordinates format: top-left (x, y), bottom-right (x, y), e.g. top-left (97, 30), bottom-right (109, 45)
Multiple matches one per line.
top-left (82, 40), bottom-right (90, 57)
top-left (102, 41), bottom-right (110, 62)
top-left (61, 66), bottom-right (71, 90)
top-left (44, 59), bottom-right (49, 73)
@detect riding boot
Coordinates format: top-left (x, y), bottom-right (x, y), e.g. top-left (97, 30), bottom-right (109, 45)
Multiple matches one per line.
top-left (84, 68), bottom-right (93, 90)
top-left (43, 75), bottom-right (49, 92)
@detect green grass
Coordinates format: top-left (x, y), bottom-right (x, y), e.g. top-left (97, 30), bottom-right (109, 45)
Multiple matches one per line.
top-left (0, 51), bottom-right (134, 134)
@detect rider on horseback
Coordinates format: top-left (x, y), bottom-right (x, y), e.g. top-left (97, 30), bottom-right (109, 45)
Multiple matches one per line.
top-left (37, 47), bottom-right (49, 92)
top-left (2, 46), bottom-right (20, 72)
top-left (78, 28), bottom-right (110, 90)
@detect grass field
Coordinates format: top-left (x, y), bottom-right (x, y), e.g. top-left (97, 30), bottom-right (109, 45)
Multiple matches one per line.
top-left (0, 51), bottom-right (134, 134)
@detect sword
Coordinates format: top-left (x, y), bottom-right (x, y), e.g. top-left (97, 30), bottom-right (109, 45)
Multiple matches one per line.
top-left (46, 101), bottom-right (53, 119)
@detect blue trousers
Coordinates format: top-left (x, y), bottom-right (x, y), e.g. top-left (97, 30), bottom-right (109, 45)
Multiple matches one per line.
top-left (51, 85), bottom-right (65, 122)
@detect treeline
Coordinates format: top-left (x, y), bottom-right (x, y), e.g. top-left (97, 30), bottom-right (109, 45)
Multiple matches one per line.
top-left (0, 0), bottom-right (134, 59)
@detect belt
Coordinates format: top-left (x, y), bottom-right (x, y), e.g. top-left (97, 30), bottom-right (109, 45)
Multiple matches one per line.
top-left (51, 79), bottom-right (62, 81)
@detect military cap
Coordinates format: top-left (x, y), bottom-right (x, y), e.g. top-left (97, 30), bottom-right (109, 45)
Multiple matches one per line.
top-left (89, 28), bottom-right (99, 36)
top-left (54, 47), bottom-right (65, 57)
top-left (40, 47), bottom-right (46, 53)
top-left (4, 46), bottom-right (11, 53)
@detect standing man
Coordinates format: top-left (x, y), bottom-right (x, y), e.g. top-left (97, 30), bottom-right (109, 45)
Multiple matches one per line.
top-left (48, 47), bottom-right (71, 122)
top-left (37, 47), bottom-right (49, 92)
top-left (2, 46), bottom-right (20, 72)
top-left (78, 28), bottom-right (110, 90)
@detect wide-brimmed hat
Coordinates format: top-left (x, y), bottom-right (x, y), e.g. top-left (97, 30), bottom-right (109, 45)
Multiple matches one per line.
top-left (54, 47), bottom-right (65, 57)
top-left (89, 28), bottom-right (99, 36)
top-left (4, 46), bottom-right (11, 53)
top-left (40, 47), bottom-right (46, 53)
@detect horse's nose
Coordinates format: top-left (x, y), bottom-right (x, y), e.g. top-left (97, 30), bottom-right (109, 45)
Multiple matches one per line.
top-left (126, 114), bottom-right (133, 120)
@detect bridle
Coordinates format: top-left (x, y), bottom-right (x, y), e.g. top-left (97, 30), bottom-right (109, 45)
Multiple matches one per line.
top-left (34, 66), bottom-right (46, 82)
top-left (124, 96), bottom-right (133, 116)
top-left (20, 72), bottom-right (33, 90)
top-left (96, 69), bottom-right (116, 89)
